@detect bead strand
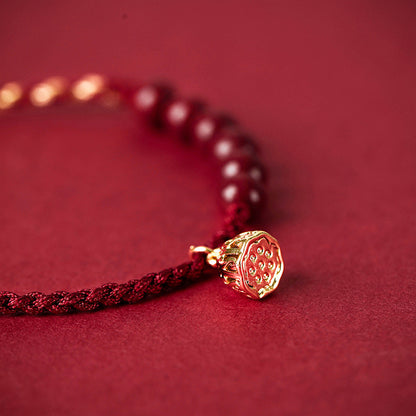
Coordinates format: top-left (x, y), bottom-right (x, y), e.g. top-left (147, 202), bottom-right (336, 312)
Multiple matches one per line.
top-left (129, 80), bottom-right (267, 217)
top-left (1, 73), bottom-right (268, 220)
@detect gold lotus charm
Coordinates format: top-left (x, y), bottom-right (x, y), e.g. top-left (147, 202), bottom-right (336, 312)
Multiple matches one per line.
top-left (190, 231), bottom-right (284, 299)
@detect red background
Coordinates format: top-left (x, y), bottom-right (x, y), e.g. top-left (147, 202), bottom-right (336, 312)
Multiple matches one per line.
top-left (1, 1), bottom-right (415, 415)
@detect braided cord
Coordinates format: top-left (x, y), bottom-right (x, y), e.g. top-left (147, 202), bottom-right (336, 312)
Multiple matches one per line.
top-left (0, 204), bottom-right (250, 315)
top-left (0, 261), bottom-right (204, 315)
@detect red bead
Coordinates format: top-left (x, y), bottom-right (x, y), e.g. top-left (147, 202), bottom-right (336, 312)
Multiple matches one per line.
top-left (221, 151), bottom-right (267, 184)
top-left (188, 112), bottom-right (233, 147)
top-left (131, 83), bottom-right (172, 122)
top-left (161, 98), bottom-right (204, 137)
top-left (220, 176), bottom-right (266, 215)
top-left (212, 127), bottom-right (258, 161)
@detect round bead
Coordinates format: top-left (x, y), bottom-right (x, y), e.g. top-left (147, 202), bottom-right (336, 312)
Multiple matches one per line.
top-left (132, 84), bottom-right (172, 122)
top-left (0, 82), bottom-right (23, 110)
top-left (188, 112), bottom-right (233, 147)
top-left (30, 77), bottom-right (68, 107)
top-left (221, 151), bottom-right (267, 184)
top-left (220, 176), bottom-right (265, 214)
top-left (161, 98), bottom-right (203, 136)
top-left (212, 127), bottom-right (258, 161)
top-left (72, 74), bottom-right (107, 102)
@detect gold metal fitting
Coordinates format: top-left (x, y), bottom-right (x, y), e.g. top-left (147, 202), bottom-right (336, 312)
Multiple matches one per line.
top-left (71, 74), bottom-right (107, 101)
top-left (190, 231), bottom-right (284, 300)
top-left (30, 76), bottom-right (68, 107)
top-left (189, 245), bottom-right (222, 267)
top-left (0, 82), bottom-right (23, 110)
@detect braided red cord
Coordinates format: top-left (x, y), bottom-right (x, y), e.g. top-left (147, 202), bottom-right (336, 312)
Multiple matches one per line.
top-left (0, 204), bottom-right (250, 315)
top-left (0, 261), bottom-right (204, 315)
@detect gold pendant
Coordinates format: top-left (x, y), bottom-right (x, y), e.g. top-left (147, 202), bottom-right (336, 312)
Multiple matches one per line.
top-left (190, 231), bottom-right (284, 299)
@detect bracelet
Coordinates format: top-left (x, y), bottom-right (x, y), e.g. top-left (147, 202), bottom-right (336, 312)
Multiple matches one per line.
top-left (0, 74), bottom-right (284, 315)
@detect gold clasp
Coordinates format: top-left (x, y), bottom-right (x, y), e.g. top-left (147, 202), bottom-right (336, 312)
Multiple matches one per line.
top-left (189, 245), bottom-right (221, 267)
top-left (190, 231), bottom-right (284, 300)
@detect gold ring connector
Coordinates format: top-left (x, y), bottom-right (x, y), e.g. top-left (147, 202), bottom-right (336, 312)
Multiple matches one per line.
top-left (189, 245), bottom-right (221, 267)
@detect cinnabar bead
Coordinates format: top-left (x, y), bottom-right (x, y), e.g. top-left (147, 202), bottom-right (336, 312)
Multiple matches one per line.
top-left (220, 176), bottom-right (265, 214)
top-left (188, 112), bottom-right (233, 147)
top-left (131, 84), bottom-right (173, 122)
top-left (211, 127), bottom-right (258, 161)
top-left (161, 98), bottom-right (204, 138)
top-left (221, 151), bottom-right (267, 184)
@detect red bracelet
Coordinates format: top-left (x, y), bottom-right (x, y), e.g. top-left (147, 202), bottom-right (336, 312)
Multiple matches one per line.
top-left (0, 74), bottom-right (284, 315)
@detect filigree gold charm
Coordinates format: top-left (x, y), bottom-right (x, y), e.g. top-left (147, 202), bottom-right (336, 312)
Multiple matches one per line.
top-left (190, 231), bottom-right (284, 299)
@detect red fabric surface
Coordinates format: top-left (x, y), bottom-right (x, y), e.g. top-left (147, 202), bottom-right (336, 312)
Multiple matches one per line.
top-left (1, 1), bottom-right (415, 414)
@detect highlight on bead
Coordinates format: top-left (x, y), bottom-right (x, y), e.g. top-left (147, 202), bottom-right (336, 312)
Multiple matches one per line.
top-left (133, 85), bottom-right (158, 110)
top-left (194, 117), bottom-right (215, 141)
top-left (71, 73), bottom-right (107, 101)
top-left (30, 76), bottom-right (68, 107)
top-left (0, 82), bottom-right (23, 110)
top-left (166, 100), bottom-right (190, 126)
